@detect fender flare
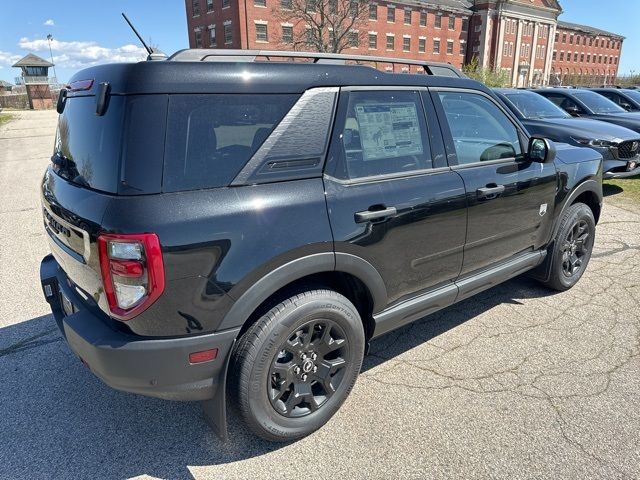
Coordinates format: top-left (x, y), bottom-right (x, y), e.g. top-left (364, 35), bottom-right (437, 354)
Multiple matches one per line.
top-left (217, 252), bottom-right (387, 332)
top-left (552, 178), bottom-right (602, 239)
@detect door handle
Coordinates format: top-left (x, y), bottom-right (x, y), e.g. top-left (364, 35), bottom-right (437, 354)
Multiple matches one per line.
top-left (476, 184), bottom-right (505, 200)
top-left (354, 206), bottom-right (397, 223)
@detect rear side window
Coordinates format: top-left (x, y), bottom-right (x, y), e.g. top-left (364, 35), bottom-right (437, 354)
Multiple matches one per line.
top-left (164, 94), bottom-right (298, 191)
top-left (328, 90), bottom-right (432, 180)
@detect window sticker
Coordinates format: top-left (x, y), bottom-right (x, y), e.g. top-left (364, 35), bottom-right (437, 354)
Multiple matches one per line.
top-left (355, 102), bottom-right (423, 160)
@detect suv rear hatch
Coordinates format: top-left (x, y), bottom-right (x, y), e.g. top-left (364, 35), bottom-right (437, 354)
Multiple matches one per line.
top-left (42, 73), bottom-right (167, 318)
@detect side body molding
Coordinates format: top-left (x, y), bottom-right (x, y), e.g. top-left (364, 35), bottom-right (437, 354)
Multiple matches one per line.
top-left (217, 252), bottom-right (388, 331)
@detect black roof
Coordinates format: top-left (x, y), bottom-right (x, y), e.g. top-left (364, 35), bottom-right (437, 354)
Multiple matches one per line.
top-left (67, 60), bottom-right (486, 97)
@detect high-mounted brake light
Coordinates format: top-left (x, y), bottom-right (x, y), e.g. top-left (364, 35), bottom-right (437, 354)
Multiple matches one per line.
top-left (97, 233), bottom-right (165, 321)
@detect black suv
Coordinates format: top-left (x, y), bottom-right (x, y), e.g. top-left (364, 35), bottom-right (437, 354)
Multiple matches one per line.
top-left (40, 50), bottom-right (603, 442)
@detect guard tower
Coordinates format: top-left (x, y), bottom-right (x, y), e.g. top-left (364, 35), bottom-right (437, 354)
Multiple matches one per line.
top-left (12, 53), bottom-right (54, 109)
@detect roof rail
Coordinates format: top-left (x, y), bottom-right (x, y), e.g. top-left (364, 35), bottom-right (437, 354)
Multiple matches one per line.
top-left (167, 49), bottom-right (465, 77)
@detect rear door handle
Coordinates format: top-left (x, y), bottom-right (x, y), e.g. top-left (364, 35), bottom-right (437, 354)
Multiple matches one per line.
top-left (354, 206), bottom-right (397, 223)
top-left (476, 184), bottom-right (505, 200)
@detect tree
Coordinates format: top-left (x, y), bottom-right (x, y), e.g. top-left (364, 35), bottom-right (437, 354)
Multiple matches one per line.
top-left (274, 0), bottom-right (372, 53)
top-left (462, 57), bottom-right (510, 87)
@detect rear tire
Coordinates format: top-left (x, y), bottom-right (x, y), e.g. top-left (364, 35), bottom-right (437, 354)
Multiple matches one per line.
top-left (229, 289), bottom-right (365, 442)
top-left (542, 202), bottom-right (595, 291)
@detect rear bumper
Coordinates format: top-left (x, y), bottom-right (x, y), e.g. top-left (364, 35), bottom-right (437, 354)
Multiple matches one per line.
top-left (39, 254), bottom-right (239, 401)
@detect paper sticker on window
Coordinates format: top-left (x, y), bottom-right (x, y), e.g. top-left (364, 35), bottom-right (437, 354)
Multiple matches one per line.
top-left (354, 102), bottom-right (423, 161)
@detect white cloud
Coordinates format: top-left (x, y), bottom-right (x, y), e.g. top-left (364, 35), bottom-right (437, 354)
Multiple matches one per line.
top-left (43, 19), bottom-right (55, 26)
top-left (17, 37), bottom-right (148, 69)
top-left (0, 50), bottom-right (22, 67)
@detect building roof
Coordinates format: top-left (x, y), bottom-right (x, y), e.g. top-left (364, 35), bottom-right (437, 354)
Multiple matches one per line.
top-left (11, 53), bottom-right (54, 68)
top-left (557, 20), bottom-right (625, 40)
top-left (406, 0), bottom-right (473, 14)
top-left (0, 80), bottom-right (14, 88)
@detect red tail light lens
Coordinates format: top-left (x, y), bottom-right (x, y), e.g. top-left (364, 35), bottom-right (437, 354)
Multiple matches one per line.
top-left (97, 233), bottom-right (165, 321)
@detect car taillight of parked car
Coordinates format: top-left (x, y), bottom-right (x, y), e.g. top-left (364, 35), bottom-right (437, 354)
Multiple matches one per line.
top-left (97, 233), bottom-right (165, 321)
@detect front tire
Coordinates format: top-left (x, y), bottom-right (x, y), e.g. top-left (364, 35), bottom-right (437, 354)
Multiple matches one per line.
top-left (229, 289), bottom-right (365, 442)
top-left (543, 202), bottom-right (595, 291)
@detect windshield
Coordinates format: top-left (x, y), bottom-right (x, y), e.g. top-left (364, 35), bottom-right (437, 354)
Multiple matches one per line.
top-left (574, 91), bottom-right (626, 114)
top-left (503, 91), bottom-right (570, 119)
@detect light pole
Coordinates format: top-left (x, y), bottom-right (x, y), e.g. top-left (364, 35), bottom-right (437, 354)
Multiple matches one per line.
top-left (46, 34), bottom-right (57, 81)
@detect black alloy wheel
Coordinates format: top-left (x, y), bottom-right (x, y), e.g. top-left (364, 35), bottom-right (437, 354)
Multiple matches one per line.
top-left (561, 219), bottom-right (591, 278)
top-left (268, 319), bottom-right (348, 417)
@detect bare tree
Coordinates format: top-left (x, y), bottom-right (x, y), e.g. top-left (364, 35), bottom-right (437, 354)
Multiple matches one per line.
top-left (274, 0), bottom-right (372, 53)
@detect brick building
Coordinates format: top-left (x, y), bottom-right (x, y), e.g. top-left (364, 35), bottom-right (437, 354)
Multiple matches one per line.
top-left (184, 0), bottom-right (624, 86)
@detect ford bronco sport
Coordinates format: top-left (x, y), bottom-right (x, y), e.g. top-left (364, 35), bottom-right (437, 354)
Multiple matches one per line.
top-left (40, 50), bottom-right (603, 442)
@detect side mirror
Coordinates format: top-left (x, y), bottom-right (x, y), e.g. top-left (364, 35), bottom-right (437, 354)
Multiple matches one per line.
top-left (528, 136), bottom-right (556, 163)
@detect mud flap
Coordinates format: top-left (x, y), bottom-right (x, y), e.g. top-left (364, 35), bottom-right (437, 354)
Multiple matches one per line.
top-left (201, 338), bottom-right (236, 441)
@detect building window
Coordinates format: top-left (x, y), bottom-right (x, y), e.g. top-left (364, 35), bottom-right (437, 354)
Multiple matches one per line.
top-left (306, 0), bottom-right (316, 12)
top-left (404, 8), bottom-right (411, 25)
top-left (587, 54), bottom-right (591, 62)
top-left (580, 53), bottom-right (584, 62)
top-left (387, 6), bottom-right (395, 22)
top-left (403, 36), bottom-right (411, 52)
top-left (615, 56), bottom-right (618, 64)
top-left (255, 23), bottom-right (268, 42)
top-left (281, 0), bottom-right (292, 8)
top-left (224, 23), bottom-right (233, 44)
top-left (562, 33), bottom-right (566, 43)
top-left (559, 51), bottom-right (564, 61)
top-left (573, 52), bottom-right (578, 62)
top-left (222, 0), bottom-right (230, 7)
top-left (555, 32), bottom-right (559, 42)
top-left (509, 42), bottom-right (513, 57)
top-left (282, 25), bottom-right (293, 43)
top-left (368, 33), bottom-right (377, 49)
top-left (419, 11), bottom-right (427, 27)
top-left (433, 39), bottom-right (440, 54)
top-left (459, 41), bottom-right (466, 55)
top-left (462, 18), bottom-right (469, 31)
top-left (448, 16), bottom-right (455, 30)
top-left (446, 40), bottom-right (453, 54)
top-left (194, 29), bottom-right (202, 47)
top-left (208, 26), bottom-right (216, 46)
top-left (207, 0), bottom-right (214, 12)
top-left (569, 35), bottom-right (573, 44)
top-left (435, 13), bottom-right (442, 29)
top-left (369, 3), bottom-right (377, 20)
top-left (192, 0), bottom-right (200, 16)
top-left (503, 42), bottom-right (509, 57)
top-left (348, 31), bottom-right (359, 47)
top-left (386, 34), bottom-right (394, 50)
top-left (419, 38), bottom-right (426, 53)
top-left (254, 0), bottom-right (266, 5)
top-left (552, 50), bottom-right (557, 61)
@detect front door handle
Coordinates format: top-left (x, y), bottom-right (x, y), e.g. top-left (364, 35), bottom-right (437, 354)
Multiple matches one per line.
top-left (476, 184), bottom-right (505, 200)
top-left (354, 206), bottom-right (397, 223)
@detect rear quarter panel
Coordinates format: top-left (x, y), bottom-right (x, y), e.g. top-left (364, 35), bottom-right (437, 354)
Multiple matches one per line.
top-left (100, 179), bottom-right (333, 336)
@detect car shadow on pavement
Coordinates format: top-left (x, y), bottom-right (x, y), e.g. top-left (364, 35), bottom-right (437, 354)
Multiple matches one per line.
top-left (0, 277), bottom-right (554, 479)
top-left (603, 183), bottom-right (624, 197)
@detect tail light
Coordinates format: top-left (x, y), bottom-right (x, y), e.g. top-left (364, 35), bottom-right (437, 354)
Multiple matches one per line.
top-left (97, 233), bottom-right (165, 321)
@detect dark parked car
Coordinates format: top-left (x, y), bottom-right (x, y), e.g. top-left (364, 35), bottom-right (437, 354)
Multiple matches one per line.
top-left (495, 88), bottom-right (640, 179)
top-left (40, 50), bottom-right (603, 442)
top-left (534, 88), bottom-right (640, 135)
top-left (590, 88), bottom-right (640, 112)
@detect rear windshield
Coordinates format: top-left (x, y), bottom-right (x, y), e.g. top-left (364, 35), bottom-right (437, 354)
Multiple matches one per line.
top-left (503, 91), bottom-right (570, 119)
top-left (163, 94), bottom-right (299, 192)
top-left (53, 96), bottom-right (125, 193)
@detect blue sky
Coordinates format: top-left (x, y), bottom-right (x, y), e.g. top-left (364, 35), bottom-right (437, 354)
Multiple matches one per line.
top-left (0, 0), bottom-right (638, 83)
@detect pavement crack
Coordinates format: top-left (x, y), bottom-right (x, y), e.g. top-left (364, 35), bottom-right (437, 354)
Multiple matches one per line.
top-left (0, 328), bottom-right (60, 358)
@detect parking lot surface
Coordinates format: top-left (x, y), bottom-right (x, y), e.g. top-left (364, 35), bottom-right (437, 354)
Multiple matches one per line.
top-left (1, 110), bottom-right (639, 479)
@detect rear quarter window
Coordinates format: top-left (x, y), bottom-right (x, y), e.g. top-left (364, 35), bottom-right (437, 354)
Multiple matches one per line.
top-left (163, 94), bottom-right (299, 192)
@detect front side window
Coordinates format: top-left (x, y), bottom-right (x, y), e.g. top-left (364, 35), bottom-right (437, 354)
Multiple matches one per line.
top-left (329, 91), bottom-right (432, 180)
top-left (438, 92), bottom-right (522, 165)
top-left (164, 94), bottom-right (299, 192)
top-left (574, 91), bottom-right (626, 114)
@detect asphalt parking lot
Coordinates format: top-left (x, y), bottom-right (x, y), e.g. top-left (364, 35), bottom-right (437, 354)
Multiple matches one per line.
top-left (1, 110), bottom-right (639, 480)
